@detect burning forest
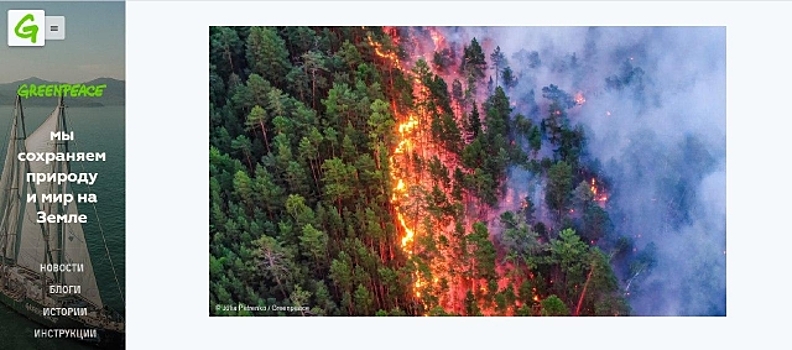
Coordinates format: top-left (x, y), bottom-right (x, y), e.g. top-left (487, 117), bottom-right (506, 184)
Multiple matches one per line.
top-left (209, 26), bottom-right (725, 316)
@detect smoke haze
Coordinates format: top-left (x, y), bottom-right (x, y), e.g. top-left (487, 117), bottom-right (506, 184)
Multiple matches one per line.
top-left (433, 26), bottom-right (726, 315)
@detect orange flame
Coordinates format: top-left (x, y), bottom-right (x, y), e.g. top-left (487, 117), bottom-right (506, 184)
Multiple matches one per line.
top-left (428, 27), bottom-right (446, 51)
top-left (367, 33), bottom-right (401, 67)
top-left (590, 178), bottom-right (608, 203)
top-left (398, 212), bottom-right (415, 248)
top-left (575, 92), bottom-right (586, 105)
top-left (389, 107), bottom-right (424, 304)
top-left (398, 114), bottom-right (419, 135)
top-left (380, 27), bottom-right (500, 313)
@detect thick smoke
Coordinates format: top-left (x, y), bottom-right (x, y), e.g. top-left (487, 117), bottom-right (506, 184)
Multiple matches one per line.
top-left (435, 27), bottom-right (726, 316)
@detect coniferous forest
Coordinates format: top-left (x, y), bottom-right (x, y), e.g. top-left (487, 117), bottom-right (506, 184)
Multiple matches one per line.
top-left (209, 27), bottom-right (726, 316)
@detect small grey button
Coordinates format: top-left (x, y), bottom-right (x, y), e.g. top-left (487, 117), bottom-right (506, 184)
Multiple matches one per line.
top-left (45, 16), bottom-right (64, 40)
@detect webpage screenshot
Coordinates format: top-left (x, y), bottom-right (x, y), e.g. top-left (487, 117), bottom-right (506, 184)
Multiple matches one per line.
top-left (0, 0), bottom-right (788, 349)
top-left (0, 1), bottom-right (125, 349)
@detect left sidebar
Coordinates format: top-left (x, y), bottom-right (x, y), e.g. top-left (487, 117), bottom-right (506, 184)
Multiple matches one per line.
top-left (0, 1), bottom-right (125, 349)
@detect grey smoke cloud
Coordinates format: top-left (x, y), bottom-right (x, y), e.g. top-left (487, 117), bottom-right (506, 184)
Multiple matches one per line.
top-left (432, 26), bottom-right (726, 315)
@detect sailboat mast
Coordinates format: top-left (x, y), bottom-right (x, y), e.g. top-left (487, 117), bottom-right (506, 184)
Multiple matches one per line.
top-left (38, 98), bottom-right (67, 299)
top-left (56, 96), bottom-right (67, 284)
top-left (13, 95), bottom-right (28, 265)
top-left (0, 98), bottom-right (16, 268)
top-left (0, 96), bottom-right (21, 273)
top-left (0, 95), bottom-right (28, 270)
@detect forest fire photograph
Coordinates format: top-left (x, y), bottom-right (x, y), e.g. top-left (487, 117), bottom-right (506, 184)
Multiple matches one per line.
top-left (209, 26), bottom-right (725, 317)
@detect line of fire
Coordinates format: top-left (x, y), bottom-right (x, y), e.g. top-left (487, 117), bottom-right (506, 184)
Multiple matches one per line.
top-left (370, 27), bottom-right (618, 316)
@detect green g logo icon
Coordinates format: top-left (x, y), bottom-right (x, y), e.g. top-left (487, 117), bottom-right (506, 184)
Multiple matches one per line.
top-left (14, 13), bottom-right (39, 43)
top-left (7, 10), bottom-right (45, 47)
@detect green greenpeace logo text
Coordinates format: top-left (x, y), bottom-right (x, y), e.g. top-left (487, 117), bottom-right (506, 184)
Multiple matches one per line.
top-left (14, 13), bottom-right (38, 44)
top-left (17, 84), bottom-right (107, 99)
